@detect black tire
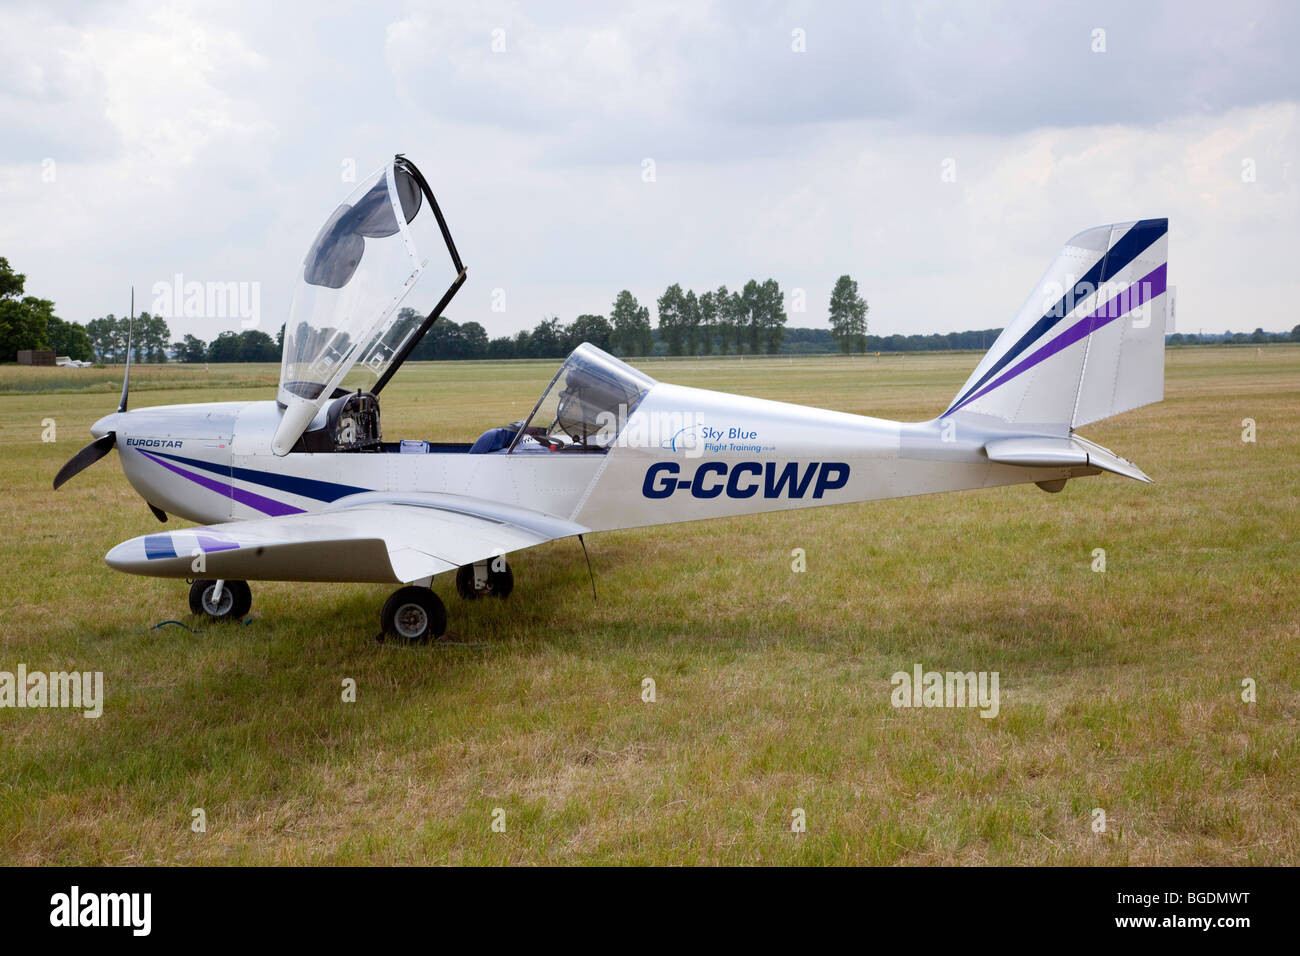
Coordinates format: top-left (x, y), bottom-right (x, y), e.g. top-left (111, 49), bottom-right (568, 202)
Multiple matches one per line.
top-left (380, 586), bottom-right (447, 644)
top-left (189, 579), bottom-right (252, 621)
top-left (489, 563), bottom-right (514, 599)
top-left (455, 562), bottom-right (513, 600)
top-left (455, 565), bottom-right (479, 600)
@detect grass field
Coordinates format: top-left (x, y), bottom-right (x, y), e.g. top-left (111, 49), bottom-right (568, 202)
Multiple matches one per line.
top-left (0, 346), bottom-right (1296, 865)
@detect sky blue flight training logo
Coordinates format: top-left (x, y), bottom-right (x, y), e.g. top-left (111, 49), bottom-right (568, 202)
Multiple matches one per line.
top-left (659, 425), bottom-right (775, 456)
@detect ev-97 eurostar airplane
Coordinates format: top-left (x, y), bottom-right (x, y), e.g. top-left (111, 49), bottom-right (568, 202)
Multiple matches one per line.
top-left (54, 155), bottom-right (1170, 643)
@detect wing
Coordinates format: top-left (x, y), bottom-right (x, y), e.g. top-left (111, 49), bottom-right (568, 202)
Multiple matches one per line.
top-left (104, 492), bottom-right (589, 583)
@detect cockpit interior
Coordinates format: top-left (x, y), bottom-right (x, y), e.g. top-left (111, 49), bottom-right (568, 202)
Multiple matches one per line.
top-left (288, 343), bottom-right (655, 456)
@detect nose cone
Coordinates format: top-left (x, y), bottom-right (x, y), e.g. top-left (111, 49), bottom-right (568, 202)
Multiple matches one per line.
top-left (90, 412), bottom-right (120, 440)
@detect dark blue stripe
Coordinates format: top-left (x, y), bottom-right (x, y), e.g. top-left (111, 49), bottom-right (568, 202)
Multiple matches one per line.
top-left (150, 451), bottom-right (370, 502)
top-left (144, 533), bottom-right (177, 560)
top-left (947, 218), bottom-right (1167, 413)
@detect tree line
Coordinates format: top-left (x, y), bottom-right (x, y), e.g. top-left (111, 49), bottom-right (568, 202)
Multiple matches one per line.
top-left (406, 276), bottom-right (872, 360)
top-left (1167, 329), bottom-right (1299, 346)
top-left (172, 329), bottom-right (280, 363)
top-left (5, 253), bottom-right (1300, 364)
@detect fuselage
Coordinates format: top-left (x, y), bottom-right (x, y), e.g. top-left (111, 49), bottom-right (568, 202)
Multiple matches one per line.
top-left (95, 380), bottom-right (1079, 551)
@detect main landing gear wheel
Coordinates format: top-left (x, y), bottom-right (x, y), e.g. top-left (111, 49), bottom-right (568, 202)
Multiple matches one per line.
top-left (380, 586), bottom-right (448, 644)
top-left (189, 579), bottom-right (252, 621)
top-left (455, 560), bottom-right (514, 600)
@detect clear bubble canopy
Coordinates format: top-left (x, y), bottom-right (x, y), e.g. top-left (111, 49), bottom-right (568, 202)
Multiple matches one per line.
top-left (272, 157), bottom-right (464, 455)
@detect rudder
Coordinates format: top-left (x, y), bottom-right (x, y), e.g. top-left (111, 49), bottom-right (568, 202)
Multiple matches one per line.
top-left (943, 219), bottom-right (1169, 434)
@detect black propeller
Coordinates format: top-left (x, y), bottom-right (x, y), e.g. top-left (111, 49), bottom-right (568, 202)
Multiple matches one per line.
top-left (117, 285), bottom-right (133, 415)
top-left (52, 288), bottom-right (133, 491)
top-left (53, 433), bottom-right (117, 489)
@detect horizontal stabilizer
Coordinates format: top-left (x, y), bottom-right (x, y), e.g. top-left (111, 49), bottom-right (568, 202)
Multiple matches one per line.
top-left (984, 435), bottom-right (1151, 483)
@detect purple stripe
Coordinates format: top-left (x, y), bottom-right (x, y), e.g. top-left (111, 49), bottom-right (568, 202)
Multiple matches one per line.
top-left (137, 449), bottom-right (304, 517)
top-left (947, 263), bottom-right (1166, 416)
top-left (195, 532), bottom-right (240, 553)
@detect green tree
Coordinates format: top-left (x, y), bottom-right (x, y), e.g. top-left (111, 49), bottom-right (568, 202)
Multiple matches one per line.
top-left (611, 290), bottom-right (652, 356)
top-left (709, 285), bottom-right (741, 355)
top-left (413, 317), bottom-right (462, 359)
top-left (697, 291), bottom-right (717, 355)
top-left (656, 284), bottom-right (689, 356)
top-left (529, 317), bottom-right (566, 358)
top-left (85, 316), bottom-right (118, 361)
top-left (566, 314), bottom-right (613, 352)
top-left (131, 312), bottom-right (171, 362)
top-left (116, 316), bottom-right (134, 360)
top-left (512, 329), bottom-right (534, 358)
top-left (207, 330), bottom-right (242, 362)
top-left (238, 329), bottom-right (279, 361)
top-left (0, 259), bottom-right (48, 360)
top-left (728, 288), bottom-right (748, 354)
top-left (828, 274), bottom-right (868, 354)
top-left (0, 297), bottom-right (51, 360)
top-left (0, 257), bottom-right (24, 299)
top-left (754, 278), bottom-right (786, 354)
top-left (459, 321), bottom-right (489, 359)
top-left (173, 334), bottom-right (208, 363)
top-left (46, 314), bottom-right (93, 361)
top-left (739, 280), bottom-right (774, 354)
top-left (683, 289), bottom-right (702, 355)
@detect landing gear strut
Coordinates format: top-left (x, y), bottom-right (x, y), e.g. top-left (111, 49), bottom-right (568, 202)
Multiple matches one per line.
top-left (380, 586), bottom-right (448, 644)
top-left (455, 559), bottom-right (514, 600)
top-left (189, 579), bottom-right (252, 621)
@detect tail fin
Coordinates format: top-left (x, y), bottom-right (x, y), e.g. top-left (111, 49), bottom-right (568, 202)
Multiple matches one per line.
top-left (943, 219), bottom-right (1169, 434)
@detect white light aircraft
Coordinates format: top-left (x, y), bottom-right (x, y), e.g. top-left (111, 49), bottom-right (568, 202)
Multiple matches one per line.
top-left (54, 155), bottom-right (1170, 642)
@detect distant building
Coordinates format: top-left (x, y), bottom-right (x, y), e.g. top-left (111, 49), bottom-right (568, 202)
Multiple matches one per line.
top-left (17, 349), bottom-right (56, 366)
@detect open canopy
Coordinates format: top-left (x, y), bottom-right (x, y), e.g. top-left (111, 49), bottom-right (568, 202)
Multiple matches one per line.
top-left (273, 156), bottom-right (464, 455)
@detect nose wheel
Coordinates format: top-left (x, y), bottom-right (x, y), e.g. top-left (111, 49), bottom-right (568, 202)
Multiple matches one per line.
top-left (380, 586), bottom-right (448, 644)
top-left (189, 579), bottom-right (252, 621)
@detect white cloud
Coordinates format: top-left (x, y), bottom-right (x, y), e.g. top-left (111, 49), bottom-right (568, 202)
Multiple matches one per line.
top-left (0, 0), bottom-right (1295, 343)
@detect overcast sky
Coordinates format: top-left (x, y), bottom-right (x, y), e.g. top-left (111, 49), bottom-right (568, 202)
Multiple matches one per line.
top-left (1, 0), bottom-right (1296, 342)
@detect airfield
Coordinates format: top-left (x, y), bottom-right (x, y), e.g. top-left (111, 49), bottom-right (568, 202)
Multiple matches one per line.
top-left (0, 345), bottom-right (1295, 864)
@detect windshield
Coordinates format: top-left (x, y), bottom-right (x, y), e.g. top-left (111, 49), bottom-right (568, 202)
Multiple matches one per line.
top-left (510, 343), bottom-right (657, 453)
top-left (272, 157), bottom-right (462, 455)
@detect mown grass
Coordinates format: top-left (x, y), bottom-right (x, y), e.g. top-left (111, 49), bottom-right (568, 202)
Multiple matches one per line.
top-left (0, 362), bottom-right (287, 397)
top-left (0, 345), bottom-right (1295, 864)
